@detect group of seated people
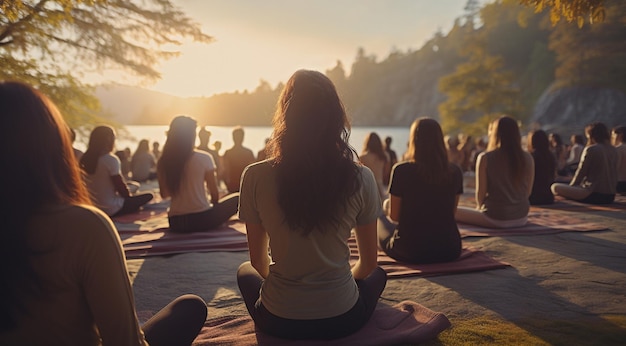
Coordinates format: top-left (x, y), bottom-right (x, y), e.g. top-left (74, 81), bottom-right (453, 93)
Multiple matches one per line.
top-left (2, 72), bottom-right (625, 344)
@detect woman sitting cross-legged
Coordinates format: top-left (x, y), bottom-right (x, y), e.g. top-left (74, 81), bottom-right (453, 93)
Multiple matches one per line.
top-left (551, 122), bottom-right (618, 204)
top-left (237, 70), bottom-right (387, 340)
top-left (81, 126), bottom-right (154, 217)
top-left (378, 117), bottom-right (463, 264)
top-left (157, 115), bottom-right (239, 233)
top-left (527, 130), bottom-right (557, 205)
top-left (0, 81), bottom-right (207, 346)
top-left (455, 116), bottom-right (534, 228)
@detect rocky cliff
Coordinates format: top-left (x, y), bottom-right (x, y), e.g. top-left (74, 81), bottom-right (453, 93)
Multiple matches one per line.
top-left (532, 85), bottom-right (626, 135)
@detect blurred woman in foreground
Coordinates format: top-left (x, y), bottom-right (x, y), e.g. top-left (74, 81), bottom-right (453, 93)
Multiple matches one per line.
top-left (237, 70), bottom-right (387, 340)
top-left (0, 81), bottom-right (206, 345)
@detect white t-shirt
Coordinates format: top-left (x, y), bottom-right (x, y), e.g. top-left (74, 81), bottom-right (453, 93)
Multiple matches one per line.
top-left (85, 153), bottom-right (125, 216)
top-left (168, 150), bottom-right (216, 216)
top-left (131, 151), bottom-right (156, 181)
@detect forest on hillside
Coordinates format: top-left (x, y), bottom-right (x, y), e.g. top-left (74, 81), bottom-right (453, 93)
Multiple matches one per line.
top-left (98, 0), bottom-right (626, 136)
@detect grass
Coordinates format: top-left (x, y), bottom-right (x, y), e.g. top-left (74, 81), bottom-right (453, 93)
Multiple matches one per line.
top-left (420, 315), bottom-right (626, 345)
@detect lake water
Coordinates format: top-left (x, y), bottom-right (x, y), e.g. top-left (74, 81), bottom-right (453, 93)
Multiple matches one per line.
top-left (78, 125), bottom-right (411, 158)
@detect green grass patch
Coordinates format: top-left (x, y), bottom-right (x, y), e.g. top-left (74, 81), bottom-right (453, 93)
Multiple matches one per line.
top-left (420, 315), bottom-right (626, 346)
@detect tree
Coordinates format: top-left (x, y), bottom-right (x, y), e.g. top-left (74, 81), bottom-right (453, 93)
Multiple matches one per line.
top-left (548, 1), bottom-right (626, 91)
top-left (438, 31), bottom-right (522, 136)
top-left (519, 0), bottom-right (606, 27)
top-left (0, 1), bottom-right (212, 127)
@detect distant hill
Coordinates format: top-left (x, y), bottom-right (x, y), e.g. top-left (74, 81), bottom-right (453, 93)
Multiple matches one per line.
top-left (96, 85), bottom-right (206, 125)
top-left (96, 84), bottom-right (278, 126)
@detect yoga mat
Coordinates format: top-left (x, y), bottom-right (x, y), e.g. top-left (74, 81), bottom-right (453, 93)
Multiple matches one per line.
top-left (348, 238), bottom-right (510, 278)
top-left (458, 210), bottom-right (610, 237)
top-left (532, 195), bottom-right (626, 212)
top-left (459, 190), bottom-right (626, 212)
top-left (191, 301), bottom-right (451, 346)
top-left (117, 210), bottom-right (509, 274)
top-left (121, 221), bottom-right (248, 259)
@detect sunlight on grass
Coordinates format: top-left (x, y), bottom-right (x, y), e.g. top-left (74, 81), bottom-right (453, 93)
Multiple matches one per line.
top-left (421, 315), bottom-right (626, 346)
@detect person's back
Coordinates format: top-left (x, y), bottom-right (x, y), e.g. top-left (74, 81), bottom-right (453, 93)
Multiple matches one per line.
top-left (223, 127), bottom-right (255, 193)
top-left (3, 204), bottom-right (147, 345)
top-left (530, 150), bottom-right (556, 205)
top-left (85, 152), bottom-right (126, 215)
top-left (387, 161), bottom-right (462, 263)
top-left (527, 130), bottom-right (556, 205)
top-left (611, 126), bottom-right (626, 193)
top-left (1, 81), bottom-right (206, 346)
top-left (455, 116), bottom-right (534, 229)
top-left (617, 142), bottom-right (626, 191)
top-left (131, 150), bottom-right (156, 182)
top-left (483, 149), bottom-right (533, 219)
top-left (236, 70), bottom-right (386, 341)
top-left (240, 162), bottom-right (379, 318)
top-left (360, 151), bottom-right (388, 198)
top-left (572, 143), bottom-right (617, 195)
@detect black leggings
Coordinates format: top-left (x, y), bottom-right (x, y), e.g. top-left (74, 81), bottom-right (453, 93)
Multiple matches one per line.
top-left (142, 294), bottom-right (207, 346)
top-left (580, 192), bottom-right (615, 205)
top-left (112, 193), bottom-right (154, 216)
top-left (168, 193), bottom-right (239, 233)
top-left (237, 261), bottom-right (387, 340)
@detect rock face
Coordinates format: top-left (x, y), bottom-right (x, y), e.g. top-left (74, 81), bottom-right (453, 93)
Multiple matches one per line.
top-left (531, 86), bottom-right (626, 135)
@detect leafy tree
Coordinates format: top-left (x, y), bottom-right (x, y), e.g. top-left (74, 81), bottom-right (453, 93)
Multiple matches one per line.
top-left (438, 31), bottom-right (522, 136)
top-left (519, 0), bottom-right (606, 26)
top-left (0, 0), bottom-right (211, 128)
top-left (548, 0), bottom-right (626, 91)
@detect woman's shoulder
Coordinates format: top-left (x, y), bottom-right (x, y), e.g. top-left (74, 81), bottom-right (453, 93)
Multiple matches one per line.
top-left (60, 204), bottom-right (114, 226)
top-left (101, 152), bottom-right (121, 164)
top-left (243, 159), bottom-right (274, 176)
top-left (37, 204), bottom-right (117, 237)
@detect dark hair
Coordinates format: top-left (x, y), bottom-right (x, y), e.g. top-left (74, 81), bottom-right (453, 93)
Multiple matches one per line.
top-left (157, 115), bottom-right (197, 196)
top-left (0, 81), bottom-right (91, 329)
top-left (585, 122), bottom-right (611, 145)
top-left (572, 134), bottom-right (584, 145)
top-left (528, 129), bottom-right (554, 163)
top-left (268, 69), bottom-right (360, 235)
top-left (487, 116), bottom-right (527, 184)
top-left (362, 132), bottom-right (388, 162)
top-left (406, 118), bottom-right (450, 184)
top-left (198, 126), bottom-right (211, 145)
top-left (134, 139), bottom-right (150, 155)
top-left (232, 126), bottom-right (244, 145)
top-left (80, 125), bottom-right (115, 174)
top-left (614, 126), bottom-right (626, 138)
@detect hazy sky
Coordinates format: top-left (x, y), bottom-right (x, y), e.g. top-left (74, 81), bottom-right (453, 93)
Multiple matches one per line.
top-left (135, 0), bottom-right (473, 97)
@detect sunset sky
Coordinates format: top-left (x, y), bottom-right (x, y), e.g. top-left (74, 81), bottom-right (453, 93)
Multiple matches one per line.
top-left (136, 0), bottom-right (475, 97)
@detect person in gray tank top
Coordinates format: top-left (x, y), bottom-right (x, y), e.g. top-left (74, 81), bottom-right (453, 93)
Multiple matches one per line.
top-left (455, 116), bottom-right (534, 228)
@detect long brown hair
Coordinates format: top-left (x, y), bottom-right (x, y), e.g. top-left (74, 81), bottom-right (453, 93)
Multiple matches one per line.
top-left (0, 81), bottom-right (91, 330)
top-left (157, 115), bottom-right (197, 196)
top-left (405, 117), bottom-right (450, 184)
top-left (362, 132), bottom-right (388, 162)
top-left (268, 70), bottom-right (360, 235)
top-left (80, 125), bottom-right (116, 174)
top-left (487, 116), bottom-right (526, 184)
